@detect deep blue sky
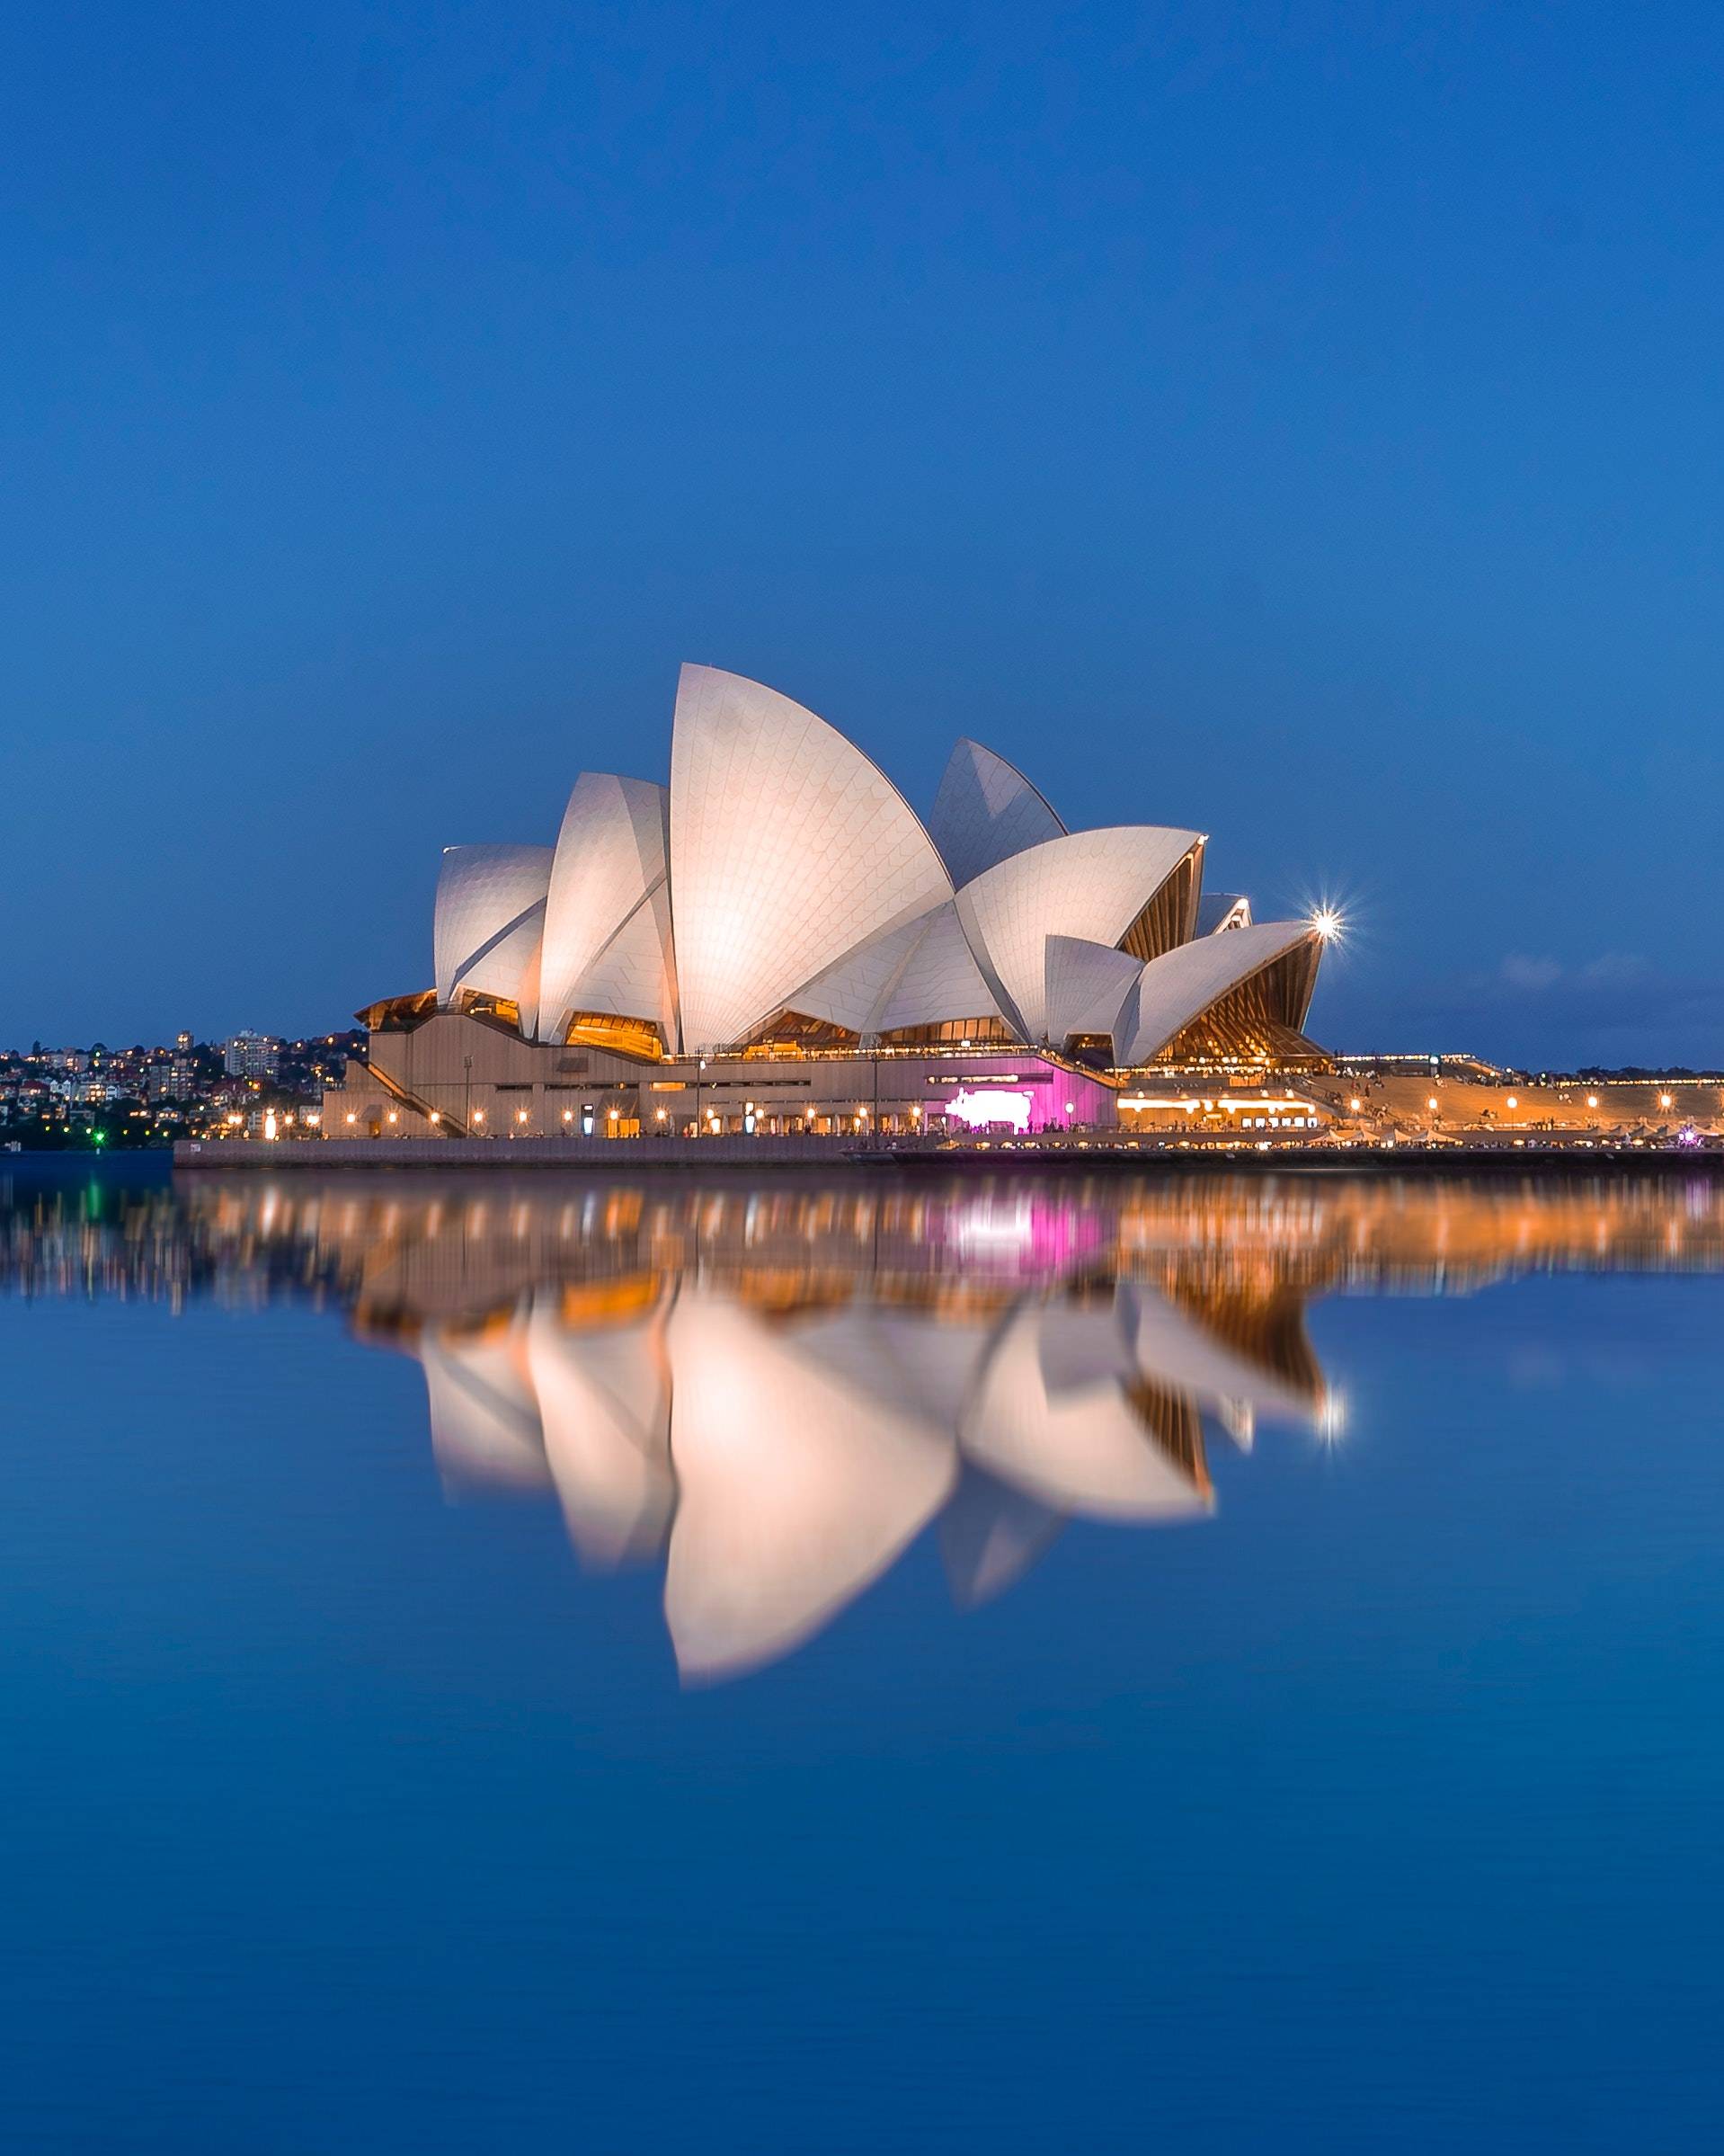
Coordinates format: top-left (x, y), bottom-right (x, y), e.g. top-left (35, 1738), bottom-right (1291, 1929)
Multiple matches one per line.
top-left (6, 2), bottom-right (1723, 1065)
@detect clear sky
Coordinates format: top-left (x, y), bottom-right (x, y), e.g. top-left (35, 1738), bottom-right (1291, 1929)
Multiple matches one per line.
top-left (6, 2), bottom-right (1722, 1066)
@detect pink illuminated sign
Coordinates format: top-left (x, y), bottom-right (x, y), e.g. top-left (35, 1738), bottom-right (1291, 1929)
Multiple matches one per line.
top-left (946, 1087), bottom-right (1034, 1133)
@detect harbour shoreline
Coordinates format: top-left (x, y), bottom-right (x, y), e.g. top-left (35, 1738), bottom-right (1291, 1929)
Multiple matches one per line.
top-left (170, 1135), bottom-right (1724, 1175)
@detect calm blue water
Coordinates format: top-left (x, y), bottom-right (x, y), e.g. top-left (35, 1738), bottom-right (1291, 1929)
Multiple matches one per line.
top-left (4, 1163), bottom-right (1723, 2152)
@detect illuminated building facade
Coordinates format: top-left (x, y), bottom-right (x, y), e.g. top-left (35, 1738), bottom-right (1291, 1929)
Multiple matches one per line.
top-left (328, 665), bottom-right (1332, 1139)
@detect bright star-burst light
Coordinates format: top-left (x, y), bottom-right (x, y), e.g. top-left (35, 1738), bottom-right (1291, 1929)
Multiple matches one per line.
top-left (1311, 905), bottom-right (1345, 943)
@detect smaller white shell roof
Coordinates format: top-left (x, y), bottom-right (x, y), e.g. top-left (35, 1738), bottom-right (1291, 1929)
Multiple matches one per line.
top-left (1117, 919), bottom-right (1320, 1065)
top-left (538, 774), bottom-right (671, 1044)
top-left (955, 825), bottom-right (1202, 1041)
top-left (433, 844), bottom-right (554, 1023)
top-left (1044, 935), bottom-right (1144, 1044)
top-left (929, 738), bottom-right (1065, 890)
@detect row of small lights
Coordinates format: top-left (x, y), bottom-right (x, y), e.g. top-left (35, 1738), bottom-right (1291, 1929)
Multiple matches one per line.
top-left (343, 1100), bottom-right (938, 1132)
top-left (1336, 1090), bottom-right (1678, 1115)
top-left (1416, 1091), bottom-right (1671, 1114)
top-left (333, 1085), bottom-right (1683, 1136)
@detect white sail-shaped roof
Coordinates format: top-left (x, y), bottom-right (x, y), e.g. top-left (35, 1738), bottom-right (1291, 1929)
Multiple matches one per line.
top-left (1117, 919), bottom-right (1320, 1065)
top-left (525, 1299), bottom-right (674, 1568)
top-left (872, 901), bottom-right (1013, 1038)
top-left (662, 1294), bottom-right (956, 1681)
top-left (1044, 935), bottom-right (1144, 1045)
top-left (433, 845), bottom-right (553, 1030)
top-left (929, 738), bottom-right (1066, 891)
top-left (954, 826), bottom-right (1202, 1042)
top-left (668, 665), bottom-right (954, 1051)
top-left (959, 1304), bottom-right (1211, 1522)
top-left (538, 775), bottom-right (676, 1046)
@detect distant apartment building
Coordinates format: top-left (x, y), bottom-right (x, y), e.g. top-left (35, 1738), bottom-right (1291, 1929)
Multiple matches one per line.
top-left (223, 1031), bottom-right (282, 1081)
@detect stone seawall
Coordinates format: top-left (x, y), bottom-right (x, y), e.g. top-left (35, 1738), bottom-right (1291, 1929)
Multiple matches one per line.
top-left (174, 1134), bottom-right (875, 1169)
top-left (173, 1135), bottom-right (1724, 1174)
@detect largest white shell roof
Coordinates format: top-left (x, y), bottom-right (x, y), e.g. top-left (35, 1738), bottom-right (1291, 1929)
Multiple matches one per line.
top-left (669, 665), bottom-right (955, 1052)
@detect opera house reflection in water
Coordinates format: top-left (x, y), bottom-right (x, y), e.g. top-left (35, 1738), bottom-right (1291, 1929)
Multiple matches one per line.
top-left (10, 1168), bottom-right (1724, 1681)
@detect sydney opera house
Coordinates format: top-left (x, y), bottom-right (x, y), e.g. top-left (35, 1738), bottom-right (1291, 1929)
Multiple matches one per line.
top-left (329, 664), bottom-right (1331, 1140)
